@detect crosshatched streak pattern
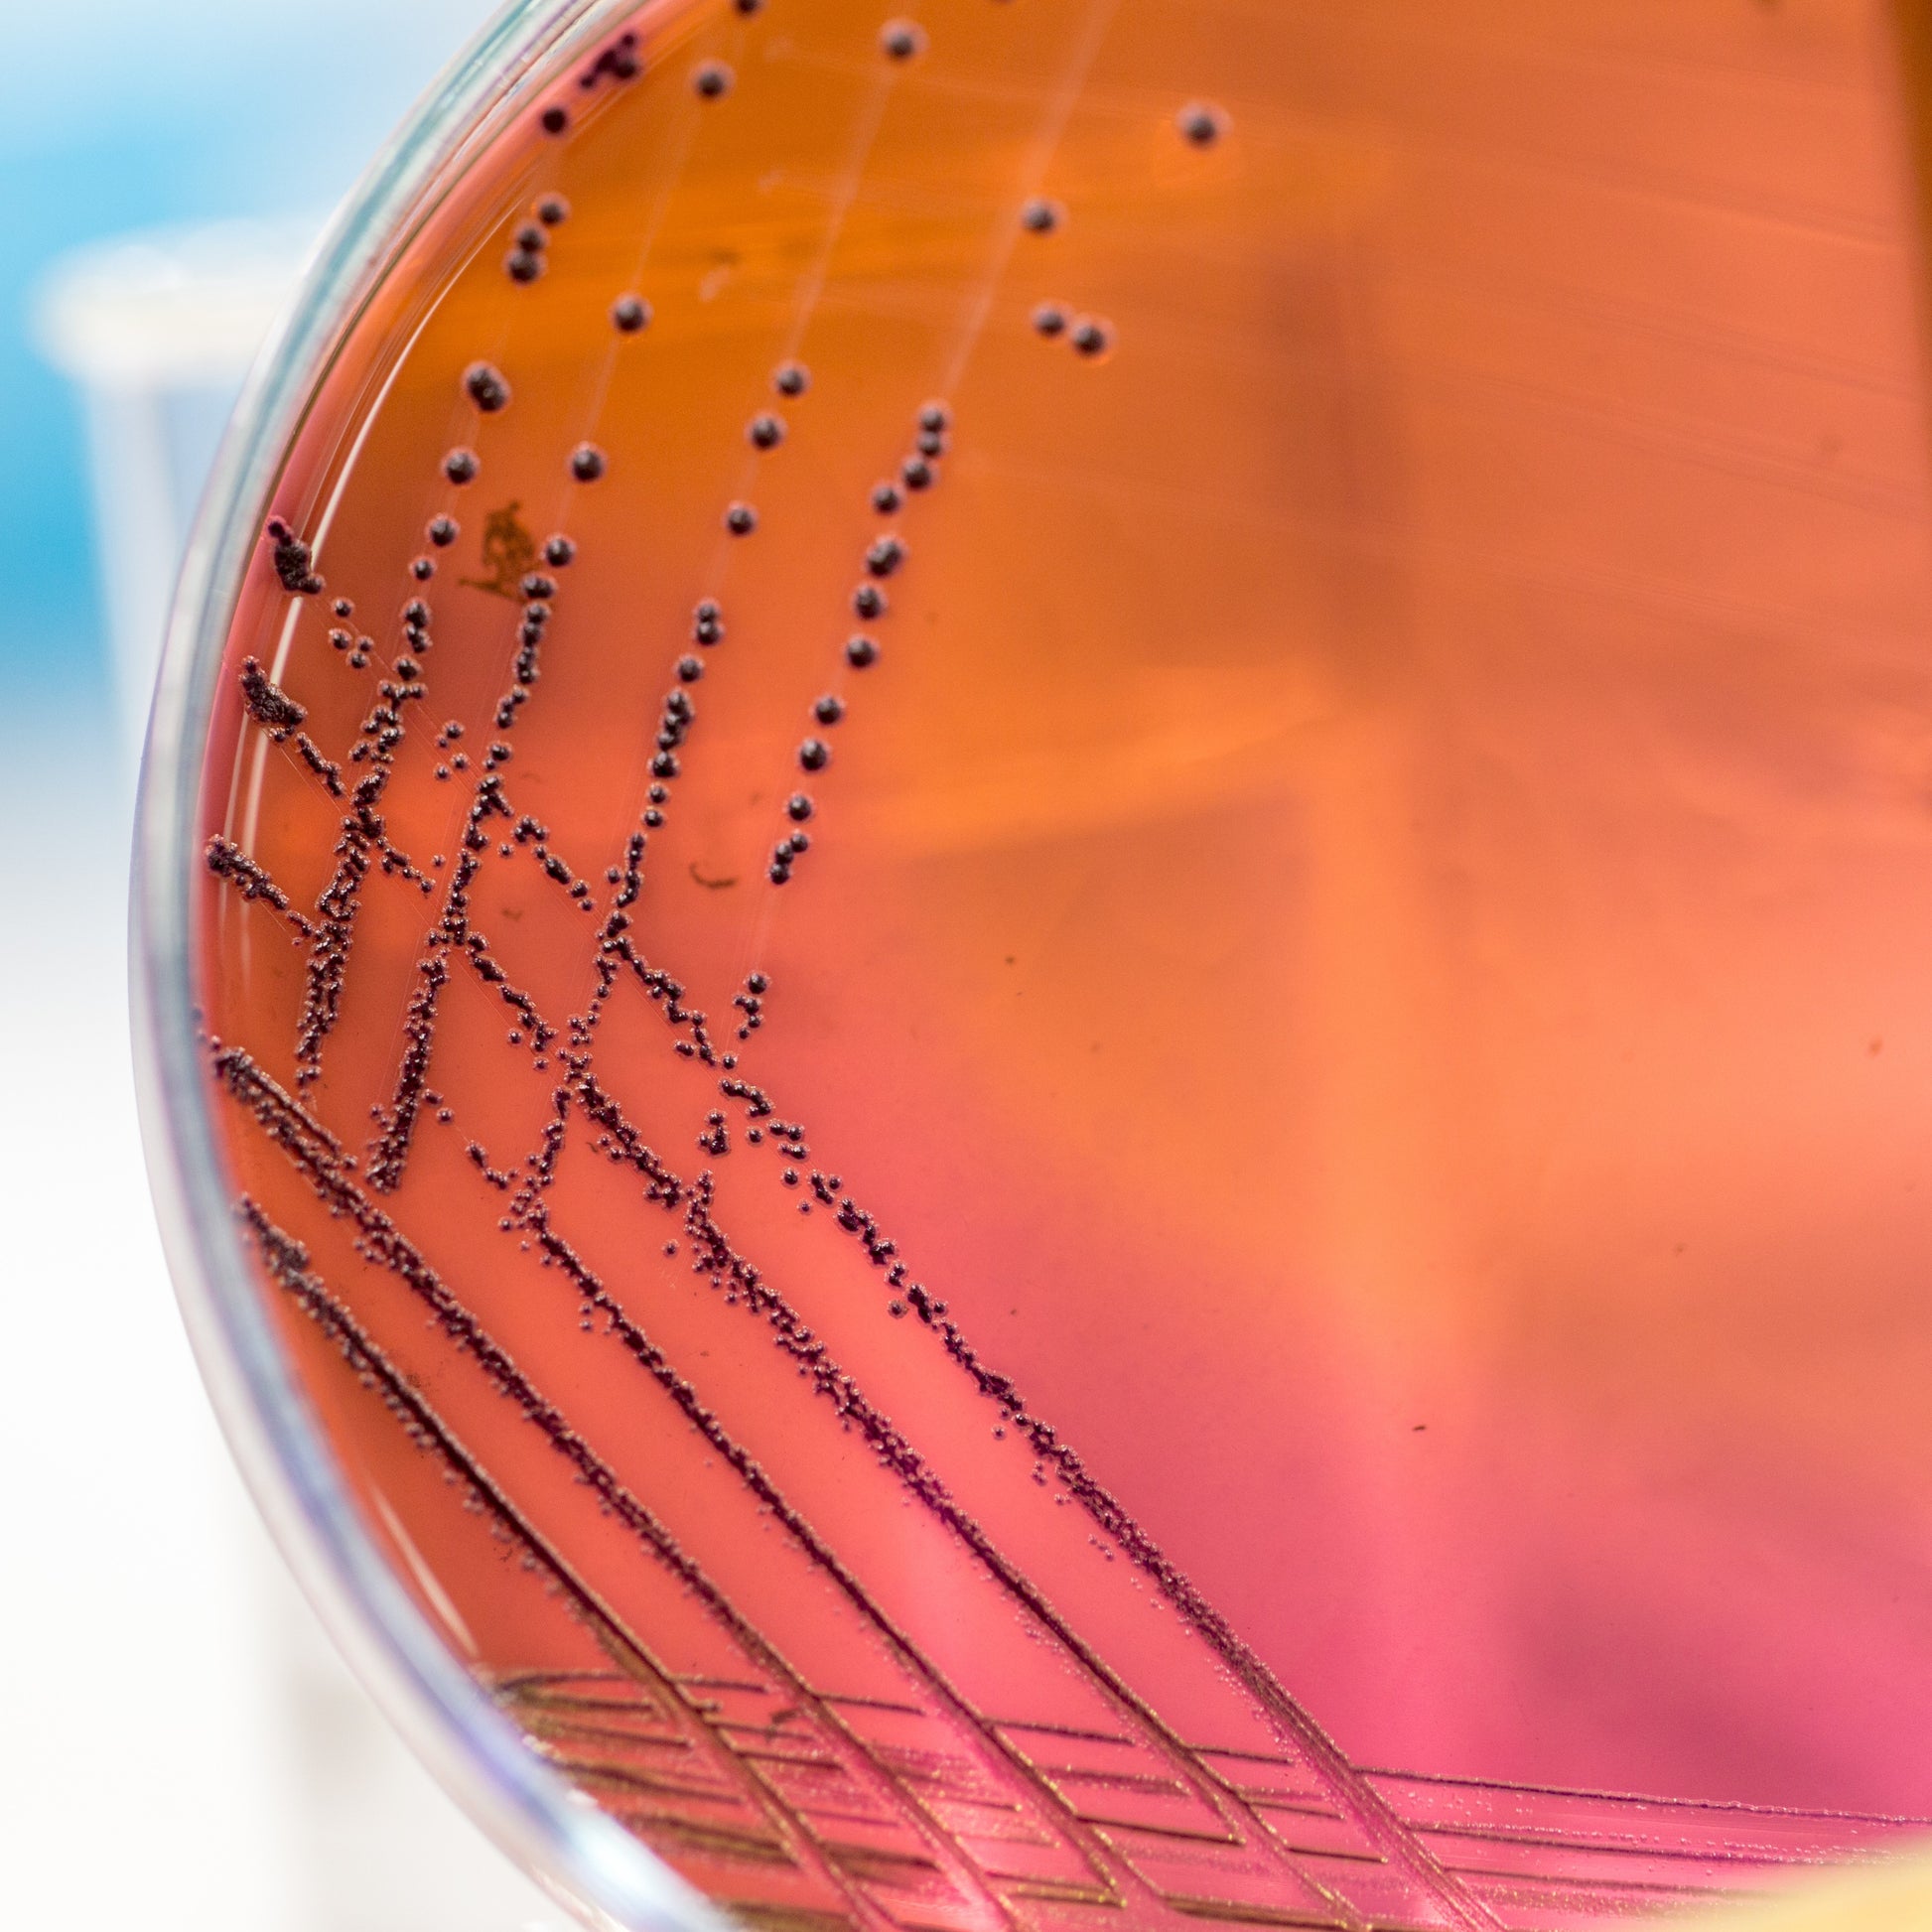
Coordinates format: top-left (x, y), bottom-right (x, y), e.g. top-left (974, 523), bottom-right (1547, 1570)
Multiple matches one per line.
top-left (184, 1), bottom-right (1932, 1926)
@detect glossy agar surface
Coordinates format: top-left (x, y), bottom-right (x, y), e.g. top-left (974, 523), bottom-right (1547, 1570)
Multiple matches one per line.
top-left (186, 2), bottom-right (1932, 1925)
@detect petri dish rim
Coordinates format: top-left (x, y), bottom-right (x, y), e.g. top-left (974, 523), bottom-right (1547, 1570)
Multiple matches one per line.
top-left (130, 3), bottom-right (728, 1926)
top-left (127, 6), bottom-right (1932, 1924)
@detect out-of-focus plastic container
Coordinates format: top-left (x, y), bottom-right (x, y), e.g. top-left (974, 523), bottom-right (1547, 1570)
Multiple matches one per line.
top-left (33, 219), bottom-right (312, 759)
top-left (31, 216), bottom-right (574, 1932)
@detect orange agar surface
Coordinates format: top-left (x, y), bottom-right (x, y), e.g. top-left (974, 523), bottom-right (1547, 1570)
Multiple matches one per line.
top-left (193, 3), bottom-right (1932, 1925)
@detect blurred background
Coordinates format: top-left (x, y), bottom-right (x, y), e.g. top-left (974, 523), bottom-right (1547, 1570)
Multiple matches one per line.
top-left (0, 2), bottom-right (581, 1926)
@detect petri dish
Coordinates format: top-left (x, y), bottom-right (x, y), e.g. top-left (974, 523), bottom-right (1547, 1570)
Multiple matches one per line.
top-left (134, 2), bottom-right (1932, 1927)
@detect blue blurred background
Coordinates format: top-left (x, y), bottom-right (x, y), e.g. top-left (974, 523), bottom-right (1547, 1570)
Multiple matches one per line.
top-left (0, 5), bottom-right (588, 1927)
top-left (4, 0), bottom-right (484, 698)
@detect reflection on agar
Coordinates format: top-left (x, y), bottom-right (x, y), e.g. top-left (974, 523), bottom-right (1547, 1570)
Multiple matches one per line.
top-left (179, 1), bottom-right (1932, 1928)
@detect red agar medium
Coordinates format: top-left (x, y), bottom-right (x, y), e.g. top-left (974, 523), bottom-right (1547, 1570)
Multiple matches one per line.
top-left (183, 1), bottom-right (1932, 1925)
